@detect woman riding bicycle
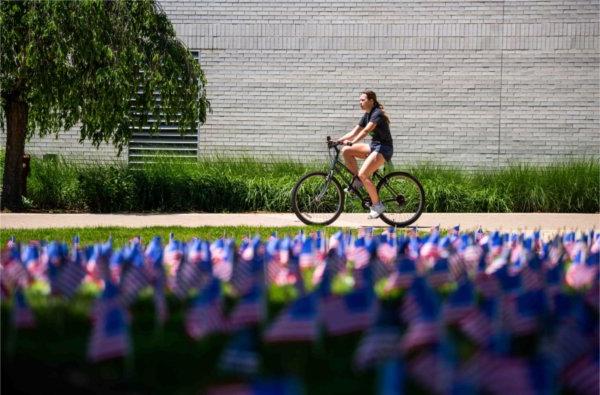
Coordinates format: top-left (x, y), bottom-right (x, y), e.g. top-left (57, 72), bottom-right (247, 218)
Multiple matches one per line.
top-left (337, 90), bottom-right (393, 219)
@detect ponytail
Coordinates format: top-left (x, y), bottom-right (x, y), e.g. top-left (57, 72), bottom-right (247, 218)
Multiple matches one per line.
top-left (362, 90), bottom-right (390, 125)
top-left (374, 101), bottom-right (390, 125)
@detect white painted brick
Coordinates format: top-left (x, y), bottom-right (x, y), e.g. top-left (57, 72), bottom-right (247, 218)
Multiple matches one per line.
top-left (1, 0), bottom-right (597, 170)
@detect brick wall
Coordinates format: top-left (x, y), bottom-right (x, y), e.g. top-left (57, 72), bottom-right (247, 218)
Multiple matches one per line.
top-left (1, 0), bottom-right (598, 169)
top-left (0, 125), bottom-right (127, 164)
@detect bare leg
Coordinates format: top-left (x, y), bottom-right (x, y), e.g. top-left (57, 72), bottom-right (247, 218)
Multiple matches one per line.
top-left (342, 143), bottom-right (370, 176)
top-left (358, 151), bottom-right (386, 204)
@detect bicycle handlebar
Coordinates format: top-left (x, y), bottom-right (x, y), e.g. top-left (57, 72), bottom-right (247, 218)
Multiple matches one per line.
top-left (326, 136), bottom-right (352, 148)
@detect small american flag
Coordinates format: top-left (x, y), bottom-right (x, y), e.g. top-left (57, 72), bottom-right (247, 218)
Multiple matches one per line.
top-left (353, 301), bottom-right (402, 370)
top-left (232, 238), bottom-right (263, 295)
top-left (143, 236), bottom-right (163, 281)
top-left (384, 256), bottom-right (416, 292)
top-left (12, 288), bottom-right (36, 329)
top-left (313, 250), bottom-right (345, 297)
top-left (540, 319), bottom-right (593, 372)
top-left (560, 353), bottom-right (599, 395)
top-left (420, 231), bottom-right (440, 263)
top-left (228, 280), bottom-right (265, 330)
top-left (348, 237), bottom-right (371, 270)
top-left (457, 299), bottom-right (495, 346)
top-left (21, 242), bottom-right (42, 279)
top-left (2, 246), bottom-right (30, 291)
top-left (176, 245), bottom-right (210, 300)
top-left (265, 235), bottom-right (282, 284)
top-left (321, 287), bottom-right (378, 336)
top-left (502, 290), bottom-right (545, 336)
top-left (52, 248), bottom-right (86, 299)
top-left (212, 238), bottom-right (234, 282)
top-left (400, 320), bottom-right (439, 354)
top-left (377, 237), bottom-right (397, 265)
top-left (565, 250), bottom-right (598, 290)
top-left (442, 278), bottom-right (476, 325)
top-left (119, 247), bottom-right (150, 306)
top-left (163, 235), bottom-right (184, 278)
top-left (460, 352), bottom-right (535, 395)
top-left (473, 271), bottom-right (500, 299)
top-left (85, 239), bottom-right (113, 285)
top-left (299, 237), bottom-right (315, 270)
top-left (427, 257), bottom-right (452, 287)
top-left (264, 293), bottom-right (318, 343)
top-left (491, 262), bottom-right (522, 295)
top-left (185, 278), bottom-right (228, 340)
top-left (408, 351), bottom-right (454, 395)
top-left (87, 284), bottom-right (131, 363)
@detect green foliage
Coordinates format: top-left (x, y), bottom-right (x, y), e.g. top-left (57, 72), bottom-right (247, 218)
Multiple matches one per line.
top-left (15, 156), bottom-right (600, 213)
top-left (0, 226), bottom-right (325, 247)
top-left (0, 0), bottom-right (208, 151)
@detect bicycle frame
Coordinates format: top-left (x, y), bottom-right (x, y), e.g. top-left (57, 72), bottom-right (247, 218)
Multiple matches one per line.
top-left (292, 138), bottom-right (425, 227)
top-left (324, 145), bottom-right (386, 202)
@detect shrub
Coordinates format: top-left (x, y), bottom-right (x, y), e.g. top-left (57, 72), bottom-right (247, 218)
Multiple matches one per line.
top-left (9, 155), bottom-right (600, 213)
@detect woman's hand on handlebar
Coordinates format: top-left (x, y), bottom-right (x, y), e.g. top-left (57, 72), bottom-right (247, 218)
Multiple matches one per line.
top-left (335, 139), bottom-right (353, 147)
top-left (326, 136), bottom-right (353, 148)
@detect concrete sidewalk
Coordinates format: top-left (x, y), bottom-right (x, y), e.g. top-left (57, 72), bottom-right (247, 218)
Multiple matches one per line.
top-left (1, 213), bottom-right (598, 236)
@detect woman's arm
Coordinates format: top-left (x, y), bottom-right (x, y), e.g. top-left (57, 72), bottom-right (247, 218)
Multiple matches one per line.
top-left (349, 122), bottom-right (376, 144)
top-left (338, 125), bottom-right (362, 142)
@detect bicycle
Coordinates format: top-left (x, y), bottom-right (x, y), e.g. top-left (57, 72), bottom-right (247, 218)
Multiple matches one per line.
top-left (291, 136), bottom-right (425, 227)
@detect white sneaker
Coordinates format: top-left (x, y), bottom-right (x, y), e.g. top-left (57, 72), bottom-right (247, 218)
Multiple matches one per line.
top-left (368, 202), bottom-right (385, 219)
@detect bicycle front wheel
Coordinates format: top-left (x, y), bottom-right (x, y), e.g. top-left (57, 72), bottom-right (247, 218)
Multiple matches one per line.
top-left (377, 171), bottom-right (425, 227)
top-left (291, 172), bottom-right (345, 226)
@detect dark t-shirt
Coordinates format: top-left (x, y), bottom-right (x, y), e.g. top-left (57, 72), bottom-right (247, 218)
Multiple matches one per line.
top-left (359, 107), bottom-right (393, 147)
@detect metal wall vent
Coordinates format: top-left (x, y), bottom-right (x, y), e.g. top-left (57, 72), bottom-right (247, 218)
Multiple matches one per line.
top-left (128, 51), bottom-right (199, 165)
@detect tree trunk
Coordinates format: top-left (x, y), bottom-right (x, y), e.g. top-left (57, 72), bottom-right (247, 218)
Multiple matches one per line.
top-left (1, 94), bottom-right (28, 212)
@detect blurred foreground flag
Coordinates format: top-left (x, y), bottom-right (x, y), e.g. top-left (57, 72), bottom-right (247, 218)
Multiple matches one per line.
top-left (87, 282), bottom-right (131, 362)
top-left (185, 278), bottom-right (228, 340)
top-left (264, 293), bottom-right (318, 343)
top-left (321, 286), bottom-right (378, 336)
top-left (11, 288), bottom-right (36, 329)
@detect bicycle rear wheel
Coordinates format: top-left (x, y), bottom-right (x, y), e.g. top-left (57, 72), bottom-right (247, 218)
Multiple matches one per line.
top-left (291, 172), bottom-right (345, 225)
top-left (376, 171), bottom-right (425, 227)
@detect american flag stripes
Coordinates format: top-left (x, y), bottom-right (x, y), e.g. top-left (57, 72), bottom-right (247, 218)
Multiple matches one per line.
top-left (321, 287), bottom-right (378, 336)
top-left (384, 256), bottom-right (416, 291)
top-left (186, 278), bottom-right (228, 340)
top-left (173, 240), bottom-right (211, 299)
top-left (87, 282), bottom-right (131, 363)
top-left (52, 249), bottom-right (86, 299)
top-left (119, 247), bottom-right (150, 306)
top-left (228, 281), bottom-right (265, 330)
top-left (3, 227), bottom-right (599, 395)
top-left (560, 354), bottom-right (599, 395)
top-left (264, 293), bottom-right (318, 343)
top-left (442, 278), bottom-right (476, 325)
top-left (354, 301), bottom-right (402, 370)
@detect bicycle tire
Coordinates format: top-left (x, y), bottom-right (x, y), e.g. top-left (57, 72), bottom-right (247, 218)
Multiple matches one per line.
top-left (376, 171), bottom-right (425, 227)
top-left (291, 171), bottom-right (345, 226)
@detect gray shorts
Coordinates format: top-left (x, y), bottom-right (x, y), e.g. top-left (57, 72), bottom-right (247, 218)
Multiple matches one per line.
top-left (370, 142), bottom-right (393, 162)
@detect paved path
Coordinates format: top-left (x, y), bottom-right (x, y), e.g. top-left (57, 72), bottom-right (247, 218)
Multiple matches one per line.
top-left (1, 213), bottom-right (598, 237)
